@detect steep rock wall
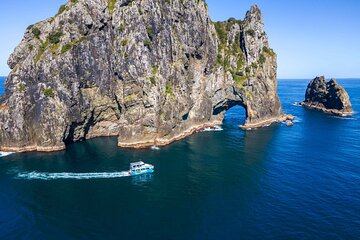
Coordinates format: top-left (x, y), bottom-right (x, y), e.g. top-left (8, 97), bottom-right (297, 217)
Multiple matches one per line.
top-left (0, 0), bottom-right (286, 152)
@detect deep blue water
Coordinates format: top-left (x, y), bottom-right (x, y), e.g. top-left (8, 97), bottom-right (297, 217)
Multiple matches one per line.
top-left (0, 77), bottom-right (5, 95)
top-left (0, 79), bottom-right (359, 239)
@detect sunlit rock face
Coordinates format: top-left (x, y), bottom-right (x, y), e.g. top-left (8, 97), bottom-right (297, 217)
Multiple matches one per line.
top-left (0, 1), bottom-right (283, 152)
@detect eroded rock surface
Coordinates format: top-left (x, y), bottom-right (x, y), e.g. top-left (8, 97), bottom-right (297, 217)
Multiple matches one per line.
top-left (301, 76), bottom-right (353, 116)
top-left (0, 0), bottom-right (286, 152)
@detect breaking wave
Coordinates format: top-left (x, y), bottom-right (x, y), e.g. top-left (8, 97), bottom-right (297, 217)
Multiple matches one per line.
top-left (201, 126), bottom-right (223, 132)
top-left (292, 116), bottom-right (302, 123)
top-left (15, 171), bottom-right (131, 180)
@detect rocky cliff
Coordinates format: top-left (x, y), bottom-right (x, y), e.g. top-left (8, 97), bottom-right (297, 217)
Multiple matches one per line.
top-left (301, 76), bottom-right (353, 116)
top-left (0, 0), bottom-right (288, 152)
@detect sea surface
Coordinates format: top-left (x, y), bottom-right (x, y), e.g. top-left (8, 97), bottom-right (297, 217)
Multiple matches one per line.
top-left (0, 79), bottom-right (359, 239)
top-left (0, 77), bottom-right (4, 95)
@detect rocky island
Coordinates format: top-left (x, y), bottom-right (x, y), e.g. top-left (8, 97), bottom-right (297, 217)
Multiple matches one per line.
top-left (300, 76), bottom-right (353, 116)
top-left (0, 0), bottom-right (291, 152)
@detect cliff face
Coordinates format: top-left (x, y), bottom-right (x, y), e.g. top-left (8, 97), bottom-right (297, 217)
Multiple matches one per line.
top-left (301, 76), bottom-right (353, 116)
top-left (0, 0), bottom-right (285, 152)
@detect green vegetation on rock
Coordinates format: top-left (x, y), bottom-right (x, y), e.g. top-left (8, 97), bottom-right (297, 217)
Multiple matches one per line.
top-left (214, 19), bottom-right (246, 88)
top-left (58, 4), bottom-right (67, 15)
top-left (60, 36), bottom-right (86, 54)
top-left (43, 88), bottom-right (55, 98)
top-left (262, 46), bottom-right (275, 57)
top-left (246, 29), bottom-right (255, 37)
top-left (61, 43), bottom-right (72, 54)
top-left (47, 31), bottom-right (63, 44)
top-left (258, 47), bottom-right (275, 66)
top-left (149, 66), bottom-right (159, 85)
top-left (16, 84), bottom-right (26, 92)
top-left (146, 25), bottom-right (155, 40)
top-left (121, 39), bottom-right (128, 46)
top-left (108, 0), bottom-right (116, 14)
top-left (258, 54), bottom-right (266, 65)
top-left (32, 27), bottom-right (41, 38)
top-left (165, 82), bottom-right (174, 96)
top-left (144, 40), bottom-right (151, 49)
top-left (124, 93), bottom-right (136, 102)
top-left (34, 40), bottom-right (49, 64)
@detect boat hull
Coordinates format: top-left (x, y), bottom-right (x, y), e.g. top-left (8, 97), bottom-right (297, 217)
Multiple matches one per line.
top-left (131, 169), bottom-right (154, 176)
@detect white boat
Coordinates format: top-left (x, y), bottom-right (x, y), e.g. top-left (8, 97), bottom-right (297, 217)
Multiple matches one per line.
top-left (129, 161), bottom-right (154, 176)
top-left (0, 152), bottom-right (14, 158)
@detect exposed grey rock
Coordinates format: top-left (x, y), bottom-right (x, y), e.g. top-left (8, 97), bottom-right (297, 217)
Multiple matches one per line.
top-left (301, 76), bottom-right (353, 116)
top-left (0, 0), bottom-right (287, 152)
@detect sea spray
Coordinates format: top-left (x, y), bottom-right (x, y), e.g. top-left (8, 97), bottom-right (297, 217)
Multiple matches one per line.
top-left (200, 126), bottom-right (223, 132)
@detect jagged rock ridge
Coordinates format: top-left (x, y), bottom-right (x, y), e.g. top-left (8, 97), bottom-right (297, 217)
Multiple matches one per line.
top-left (0, 0), bottom-right (288, 152)
top-left (300, 76), bottom-right (353, 116)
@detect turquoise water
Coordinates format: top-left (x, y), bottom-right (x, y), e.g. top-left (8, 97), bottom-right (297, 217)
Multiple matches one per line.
top-left (0, 79), bottom-right (360, 239)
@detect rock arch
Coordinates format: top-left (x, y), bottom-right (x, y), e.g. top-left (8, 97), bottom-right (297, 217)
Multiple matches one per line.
top-left (0, 1), bottom-right (287, 152)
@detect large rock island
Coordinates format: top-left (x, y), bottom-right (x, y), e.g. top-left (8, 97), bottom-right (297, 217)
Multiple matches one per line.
top-left (300, 76), bottom-right (353, 116)
top-left (0, 0), bottom-right (289, 152)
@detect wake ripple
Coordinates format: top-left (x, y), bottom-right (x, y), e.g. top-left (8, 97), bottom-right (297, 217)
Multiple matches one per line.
top-left (15, 171), bottom-right (131, 180)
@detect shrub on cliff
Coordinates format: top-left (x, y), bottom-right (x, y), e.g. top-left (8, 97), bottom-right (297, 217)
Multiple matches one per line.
top-left (32, 27), bottom-right (41, 38)
top-left (58, 4), bottom-right (67, 15)
top-left (47, 31), bottom-right (63, 44)
top-left (43, 88), bottom-right (55, 98)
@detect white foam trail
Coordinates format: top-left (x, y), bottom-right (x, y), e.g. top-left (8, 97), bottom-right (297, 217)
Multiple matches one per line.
top-left (201, 126), bottom-right (223, 132)
top-left (0, 152), bottom-right (14, 158)
top-left (15, 171), bottom-right (131, 180)
top-left (332, 116), bottom-right (357, 120)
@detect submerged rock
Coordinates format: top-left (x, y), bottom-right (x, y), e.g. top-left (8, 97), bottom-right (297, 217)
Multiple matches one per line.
top-left (0, 0), bottom-right (287, 152)
top-left (301, 76), bottom-right (353, 116)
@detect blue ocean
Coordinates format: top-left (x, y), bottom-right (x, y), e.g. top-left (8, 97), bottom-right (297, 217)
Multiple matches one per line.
top-left (0, 77), bottom-right (4, 95)
top-left (0, 79), bottom-right (359, 239)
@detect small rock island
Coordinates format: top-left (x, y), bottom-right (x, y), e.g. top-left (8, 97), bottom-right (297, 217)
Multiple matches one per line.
top-left (300, 76), bottom-right (353, 116)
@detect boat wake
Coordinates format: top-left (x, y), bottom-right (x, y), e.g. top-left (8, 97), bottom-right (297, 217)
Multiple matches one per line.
top-left (15, 171), bottom-right (131, 180)
top-left (0, 152), bottom-right (14, 158)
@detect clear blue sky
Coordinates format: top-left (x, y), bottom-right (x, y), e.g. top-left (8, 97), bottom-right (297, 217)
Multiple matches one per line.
top-left (0, 0), bottom-right (359, 78)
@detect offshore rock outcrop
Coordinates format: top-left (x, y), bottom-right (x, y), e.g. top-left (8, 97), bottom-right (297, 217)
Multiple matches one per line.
top-left (300, 76), bottom-right (353, 116)
top-left (0, 0), bottom-right (287, 152)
